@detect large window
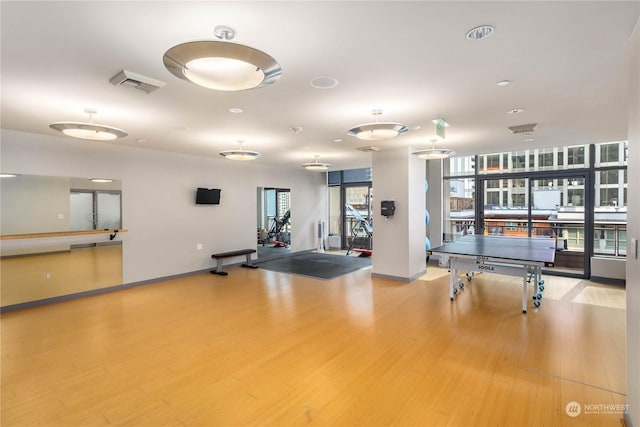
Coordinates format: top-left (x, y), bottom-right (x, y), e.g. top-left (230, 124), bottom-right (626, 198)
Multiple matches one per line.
top-left (443, 141), bottom-right (627, 277)
top-left (443, 177), bottom-right (475, 241)
top-left (593, 141), bottom-right (627, 256)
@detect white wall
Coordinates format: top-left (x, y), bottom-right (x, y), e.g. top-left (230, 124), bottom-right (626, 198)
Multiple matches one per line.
top-left (625, 17), bottom-right (640, 427)
top-left (0, 129), bottom-right (327, 284)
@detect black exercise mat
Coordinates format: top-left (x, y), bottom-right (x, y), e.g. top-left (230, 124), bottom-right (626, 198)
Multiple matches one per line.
top-left (256, 252), bottom-right (371, 280)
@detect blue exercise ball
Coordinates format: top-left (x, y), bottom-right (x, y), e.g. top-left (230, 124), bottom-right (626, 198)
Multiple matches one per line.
top-left (425, 236), bottom-right (431, 251)
top-left (425, 179), bottom-right (429, 193)
top-left (425, 209), bottom-right (430, 225)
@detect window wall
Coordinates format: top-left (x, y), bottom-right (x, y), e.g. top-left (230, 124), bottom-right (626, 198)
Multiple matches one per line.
top-left (442, 141), bottom-right (627, 276)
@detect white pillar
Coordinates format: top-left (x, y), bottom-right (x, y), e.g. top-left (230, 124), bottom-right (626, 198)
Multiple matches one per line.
top-left (371, 146), bottom-right (426, 282)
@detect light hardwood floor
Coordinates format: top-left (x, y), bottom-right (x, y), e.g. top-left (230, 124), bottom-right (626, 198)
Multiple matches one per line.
top-left (1, 262), bottom-right (626, 426)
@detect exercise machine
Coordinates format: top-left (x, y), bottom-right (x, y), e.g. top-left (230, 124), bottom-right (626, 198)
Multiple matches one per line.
top-left (345, 203), bottom-right (372, 256)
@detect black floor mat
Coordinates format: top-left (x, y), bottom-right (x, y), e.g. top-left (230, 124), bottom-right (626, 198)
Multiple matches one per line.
top-left (256, 252), bottom-right (371, 280)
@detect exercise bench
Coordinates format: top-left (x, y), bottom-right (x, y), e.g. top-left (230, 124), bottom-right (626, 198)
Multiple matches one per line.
top-left (211, 249), bottom-right (258, 276)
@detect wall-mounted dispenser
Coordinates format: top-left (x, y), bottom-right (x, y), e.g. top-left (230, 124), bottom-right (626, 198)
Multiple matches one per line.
top-left (381, 200), bottom-right (395, 218)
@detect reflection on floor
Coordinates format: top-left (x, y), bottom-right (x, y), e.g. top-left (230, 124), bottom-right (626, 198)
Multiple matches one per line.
top-left (419, 264), bottom-right (626, 310)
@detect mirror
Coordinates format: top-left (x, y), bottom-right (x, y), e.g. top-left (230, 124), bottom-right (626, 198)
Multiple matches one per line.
top-left (256, 187), bottom-right (291, 260)
top-left (1, 174), bottom-right (123, 308)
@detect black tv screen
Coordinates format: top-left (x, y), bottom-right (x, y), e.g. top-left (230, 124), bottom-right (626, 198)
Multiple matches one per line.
top-left (196, 187), bottom-right (221, 205)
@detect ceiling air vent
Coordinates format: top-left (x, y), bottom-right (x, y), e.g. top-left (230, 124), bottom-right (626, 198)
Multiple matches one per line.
top-left (110, 70), bottom-right (166, 94)
top-left (508, 123), bottom-right (537, 135)
top-left (356, 146), bottom-right (380, 152)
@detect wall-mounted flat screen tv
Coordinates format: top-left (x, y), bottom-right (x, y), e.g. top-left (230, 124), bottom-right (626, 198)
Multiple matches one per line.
top-left (196, 187), bottom-right (221, 205)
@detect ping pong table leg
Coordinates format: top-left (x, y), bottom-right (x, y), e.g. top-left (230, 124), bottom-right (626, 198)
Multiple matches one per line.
top-left (449, 266), bottom-right (457, 301)
top-left (532, 267), bottom-right (544, 308)
top-left (522, 275), bottom-right (528, 313)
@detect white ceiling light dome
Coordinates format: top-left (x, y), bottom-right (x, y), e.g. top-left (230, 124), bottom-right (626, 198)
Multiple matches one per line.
top-left (49, 108), bottom-right (127, 141)
top-left (348, 110), bottom-right (408, 141)
top-left (219, 141), bottom-right (261, 161)
top-left (412, 139), bottom-right (455, 160)
top-left (163, 25), bottom-right (282, 92)
top-left (302, 156), bottom-right (332, 171)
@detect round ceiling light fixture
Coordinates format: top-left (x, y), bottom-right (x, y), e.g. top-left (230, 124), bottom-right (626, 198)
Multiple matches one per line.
top-left (302, 156), bottom-right (332, 171)
top-left (163, 25), bottom-right (282, 91)
top-left (219, 140), bottom-right (261, 161)
top-left (49, 108), bottom-right (127, 141)
top-left (347, 110), bottom-right (409, 141)
top-left (412, 139), bottom-right (455, 160)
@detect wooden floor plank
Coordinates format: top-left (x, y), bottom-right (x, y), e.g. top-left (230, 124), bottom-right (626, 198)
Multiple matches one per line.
top-left (1, 264), bottom-right (627, 426)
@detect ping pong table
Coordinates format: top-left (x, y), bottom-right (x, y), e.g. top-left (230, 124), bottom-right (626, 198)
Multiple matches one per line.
top-left (427, 235), bottom-right (556, 313)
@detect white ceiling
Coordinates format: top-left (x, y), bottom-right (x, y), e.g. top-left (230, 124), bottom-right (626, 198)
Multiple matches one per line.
top-left (1, 1), bottom-right (638, 171)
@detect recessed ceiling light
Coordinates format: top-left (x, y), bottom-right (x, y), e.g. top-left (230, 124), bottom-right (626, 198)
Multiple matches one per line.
top-left (310, 77), bottom-right (338, 89)
top-left (333, 138), bottom-right (343, 143)
top-left (0, 173), bottom-right (18, 178)
top-left (523, 138), bottom-right (534, 142)
top-left (90, 178), bottom-right (113, 183)
top-left (508, 108), bottom-right (525, 114)
top-left (466, 25), bottom-right (494, 40)
top-left (497, 80), bottom-right (511, 87)
top-left (356, 146), bottom-right (380, 152)
top-left (228, 107), bottom-right (243, 114)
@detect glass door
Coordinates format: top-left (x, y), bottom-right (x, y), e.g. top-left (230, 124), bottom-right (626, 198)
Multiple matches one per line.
top-left (342, 185), bottom-right (372, 251)
top-left (477, 175), bottom-right (588, 276)
top-left (70, 190), bottom-right (122, 231)
top-left (96, 192), bottom-right (122, 229)
top-left (70, 191), bottom-right (95, 230)
top-left (479, 177), bottom-right (530, 237)
top-left (533, 176), bottom-right (587, 276)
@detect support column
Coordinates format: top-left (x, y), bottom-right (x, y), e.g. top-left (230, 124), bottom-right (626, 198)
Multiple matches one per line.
top-left (371, 146), bottom-right (426, 282)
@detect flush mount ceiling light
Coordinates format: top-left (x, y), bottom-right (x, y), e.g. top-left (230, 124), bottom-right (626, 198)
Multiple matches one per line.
top-left (49, 108), bottom-right (127, 141)
top-left (412, 139), bottom-right (455, 160)
top-left (302, 156), bottom-right (332, 171)
top-left (348, 110), bottom-right (408, 141)
top-left (219, 140), bottom-right (261, 161)
top-left (466, 25), bottom-right (495, 40)
top-left (163, 25), bottom-right (282, 91)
